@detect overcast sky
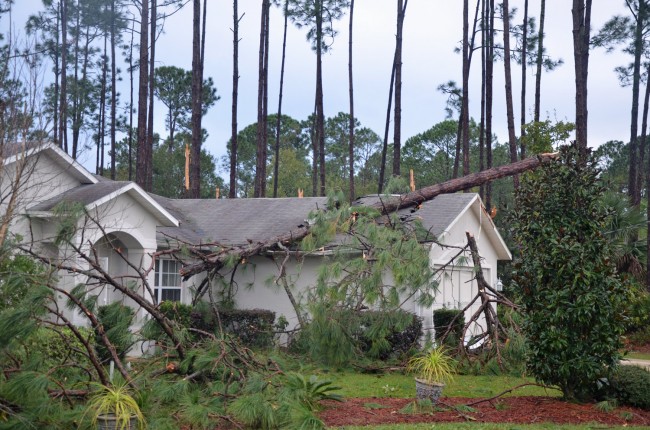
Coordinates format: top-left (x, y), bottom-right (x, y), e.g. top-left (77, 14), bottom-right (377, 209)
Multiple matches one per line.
top-left (4, 1), bottom-right (635, 174)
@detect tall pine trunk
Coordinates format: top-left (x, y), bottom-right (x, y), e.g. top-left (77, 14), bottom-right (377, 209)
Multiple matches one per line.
top-left (128, 19), bottom-right (135, 181)
top-left (393, 0), bottom-right (405, 178)
top-left (189, 0), bottom-right (204, 198)
top-left (147, 0), bottom-right (156, 191)
top-left (485, 0), bottom-right (495, 210)
top-left (533, 0), bottom-right (545, 123)
top-left (316, 0), bottom-right (326, 196)
top-left (348, 0), bottom-right (355, 201)
top-left (110, 0), bottom-right (117, 179)
top-left (136, 0), bottom-right (150, 190)
top-left (230, 0), bottom-right (241, 198)
top-left (254, 0), bottom-right (270, 197)
top-left (628, 0), bottom-right (645, 207)
top-left (59, 0), bottom-right (68, 154)
top-left (519, 0), bottom-right (528, 159)
top-left (99, 34), bottom-right (108, 175)
top-left (479, 0), bottom-right (486, 200)
top-left (461, 0), bottom-right (470, 177)
top-left (378, 56), bottom-right (396, 193)
top-left (273, 0), bottom-right (289, 198)
top-left (572, 0), bottom-right (592, 161)
top-left (502, 0), bottom-right (519, 188)
top-left (53, 1), bottom-right (60, 147)
top-left (71, 1), bottom-right (80, 159)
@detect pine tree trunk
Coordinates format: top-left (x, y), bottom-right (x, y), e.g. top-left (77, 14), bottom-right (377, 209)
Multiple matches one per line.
top-left (348, 0), bottom-right (355, 202)
top-left (71, 2), bottom-right (80, 160)
top-left (189, 0), bottom-right (203, 198)
top-left (273, 0), bottom-right (289, 198)
top-left (263, 3), bottom-right (270, 195)
top-left (479, 0), bottom-right (486, 200)
top-left (534, 0), bottom-right (545, 123)
top-left (520, 0), bottom-right (528, 159)
top-left (254, 0), bottom-right (269, 198)
top-left (502, 0), bottom-right (519, 188)
top-left (461, 0), bottom-right (470, 177)
top-left (316, 0), bottom-right (326, 196)
top-left (99, 35), bottom-right (108, 176)
top-left (136, 0), bottom-right (150, 190)
top-left (393, 0), bottom-right (405, 178)
top-left (147, 0), bottom-right (157, 192)
top-left (59, 0), bottom-right (68, 154)
top-left (572, 0), bottom-right (591, 162)
top-left (110, 0), bottom-right (117, 180)
top-left (53, 2), bottom-right (60, 147)
top-left (629, 0), bottom-right (645, 207)
top-left (485, 0), bottom-right (495, 210)
top-left (230, 0), bottom-right (241, 198)
top-left (128, 19), bottom-right (135, 181)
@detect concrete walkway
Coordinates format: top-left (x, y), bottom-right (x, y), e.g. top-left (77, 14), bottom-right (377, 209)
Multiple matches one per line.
top-left (621, 358), bottom-right (650, 371)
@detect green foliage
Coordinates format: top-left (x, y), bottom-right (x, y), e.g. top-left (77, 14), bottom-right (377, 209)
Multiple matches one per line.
top-left (433, 308), bottom-right (465, 346)
top-left (407, 347), bottom-right (457, 385)
top-left (281, 372), bottom-right (343, 410)
top-left (0, 252), bottom-right (44, 313)
top-left (511, 145), bottom-right (627, 401)
top-left (520, 119), bottom-right (574, 154)
top-left (609, 365), bottom-right (650, 410)
top-left (96, 303), bottom-right (135, 363)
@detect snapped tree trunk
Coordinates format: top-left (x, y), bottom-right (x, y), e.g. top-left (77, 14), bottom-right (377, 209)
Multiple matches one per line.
top-left (393, 0), bottom-right (406, 178)
top-left (378, 54), bottom-right (396, 193)
top-left (254, 0), bottom-right (269, 197)
top-left (502, 0), bottom-right (519, 188)
top-left (230, 0), bottom-right (241, 198)
top-left (348, 0), bottom-right (355, 202)
top-left (273, 0), bottom-right (289, 198)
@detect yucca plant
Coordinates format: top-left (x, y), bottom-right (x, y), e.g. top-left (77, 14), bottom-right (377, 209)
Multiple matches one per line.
top-left (84, 382), bottom-right (145, 430)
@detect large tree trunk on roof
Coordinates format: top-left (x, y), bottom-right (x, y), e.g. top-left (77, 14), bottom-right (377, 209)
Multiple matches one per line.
top-left (180, 152), bottom-right (558, 279)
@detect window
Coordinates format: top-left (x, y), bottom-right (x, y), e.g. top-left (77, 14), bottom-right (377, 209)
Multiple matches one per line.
top-left (154, 259), bottom-right (182, 303)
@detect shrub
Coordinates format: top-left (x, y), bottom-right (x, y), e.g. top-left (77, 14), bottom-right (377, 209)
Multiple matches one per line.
top-left (433, 308), bottom-right (464, 346)
top-left (511, 145), bottom-right (626, 401)
top-left (610, 365), bottom-right (650, 410)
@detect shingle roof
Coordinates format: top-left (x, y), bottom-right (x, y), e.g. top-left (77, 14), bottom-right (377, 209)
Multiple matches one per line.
top-left (153, 193), bottom-right (477, 248)
top-left (153, 196), bottom-right (329, 247)
top-left (28, 182), bottom-right (132, 211)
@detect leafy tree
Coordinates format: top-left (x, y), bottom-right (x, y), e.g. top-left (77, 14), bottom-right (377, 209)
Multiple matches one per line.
top-left (268, 147), bottom-right (311, 197)
top-left (153, 65), bottom-right (219, 151)
top-left (511, 145), bottom-right (626, 400)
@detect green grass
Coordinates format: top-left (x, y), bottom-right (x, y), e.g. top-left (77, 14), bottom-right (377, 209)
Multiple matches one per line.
top-left (320, 370), bottom-right (560, 399)
top-left (625, 351), bottom-right (650, 360)
top-left (334, 424), bottom-right (650, 430)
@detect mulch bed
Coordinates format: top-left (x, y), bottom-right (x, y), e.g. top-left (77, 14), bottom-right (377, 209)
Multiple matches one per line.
top-left (319, 396), bottom-right (650, 427)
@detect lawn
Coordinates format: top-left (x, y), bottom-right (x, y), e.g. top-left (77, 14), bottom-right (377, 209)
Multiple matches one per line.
top-left (320, 369), bottom-right (560, 399)
top-left (625, 351), bottom-right (650, 360)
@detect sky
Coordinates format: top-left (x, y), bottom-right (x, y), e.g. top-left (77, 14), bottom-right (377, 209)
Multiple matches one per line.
top-left (3, 1), bottom-right (636, 176)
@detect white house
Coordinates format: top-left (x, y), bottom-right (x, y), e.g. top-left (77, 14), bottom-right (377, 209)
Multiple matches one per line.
top-left (2, 142), bottom-right (511, 339)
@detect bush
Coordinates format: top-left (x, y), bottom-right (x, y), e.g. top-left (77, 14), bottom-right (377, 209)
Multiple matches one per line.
top-left (610, 365), bottom-right (650, 410)
top-left (156, 301), bottom-right (275, 349)
top-left (433, 308), bottom-right (464, 346)
top-left (357, 310), bottom-right (423, 360)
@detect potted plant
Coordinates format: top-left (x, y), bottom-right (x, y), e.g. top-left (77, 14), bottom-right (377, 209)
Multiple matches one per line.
top-left (84, 382), bottom-right (145, 430)
top-left (407, 346), bottom-right (457, 403)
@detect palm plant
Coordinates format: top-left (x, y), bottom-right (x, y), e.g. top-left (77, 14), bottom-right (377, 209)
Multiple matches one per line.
top-left (84, 381), bottom-right (145, 430)
top-left (407, 346), bottom-right (457, 385)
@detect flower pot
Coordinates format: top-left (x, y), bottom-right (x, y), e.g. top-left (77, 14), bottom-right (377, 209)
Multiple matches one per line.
top-left (95, 413), bottom-right (138, 430)
top-left (414, 378), bottom-right (445, 403)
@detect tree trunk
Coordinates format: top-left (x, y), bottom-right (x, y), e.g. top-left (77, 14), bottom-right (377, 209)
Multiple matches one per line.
top-left (99, 34), bottom-right (108, 175)
top-left (478, 0), bottom-right (480, 202)
top-left (628, 0), bottom-right (645, 207)
top-left (59, 0), bottom-right (68, 154)
top-left (180, 152), bottom-right (559, 279)
top-left (348, 0), bottom-right (355, 202)
top-left (639, 63), bottom-right (650, 212)
top-left (128, 19), bottom-right (135, 181)
top-left (572, 0), bottom-right (592, 162)
top-left (520, 0), bottom-right (528, 159)
top-left (71, 1), bottom-right (80, 160)
top-left (316, 0), bottom-right (326, 196)
top-left (189, 0), bottom-right (204, 198)
top-left (53, 1), bottom-right (60, 147)
top-left (461, 0), bottom-right (470, 177)
top-left (136, 0), bottom-right (150, 190)
top-left (103, 13), bottom-right (120, 175)
top-left (230, 0), bottom-right (241, 198)
top-left (393, 0), bottom-right (405, 178)
top-left (273, 1), bottom-right (289, 198)
top-left (533, 0), bottom-right (545, 123)
top-left (502, 0), bottom-right (519, 188)
top-left (146, 0), bottom-right (156, 190)
top-left (254, 0), bottom-right (269, 198)
top-left (485, 0), bottom-right (495, 210)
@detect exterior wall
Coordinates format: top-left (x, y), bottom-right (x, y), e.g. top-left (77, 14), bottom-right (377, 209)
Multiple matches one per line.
top-left (2, 151), bottom-right (84, 242)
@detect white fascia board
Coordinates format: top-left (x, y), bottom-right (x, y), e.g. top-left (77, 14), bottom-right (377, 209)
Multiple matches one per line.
top-left (90, 183), bottom-right (180, 227)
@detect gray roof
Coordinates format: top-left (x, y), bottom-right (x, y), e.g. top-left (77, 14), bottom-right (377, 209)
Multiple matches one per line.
top-left (154, 196), bottom-right (329, 247)
top-left (154, 193), bottom-right (477, 248)
top-left (29, 182), bottom-right (132, 211)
